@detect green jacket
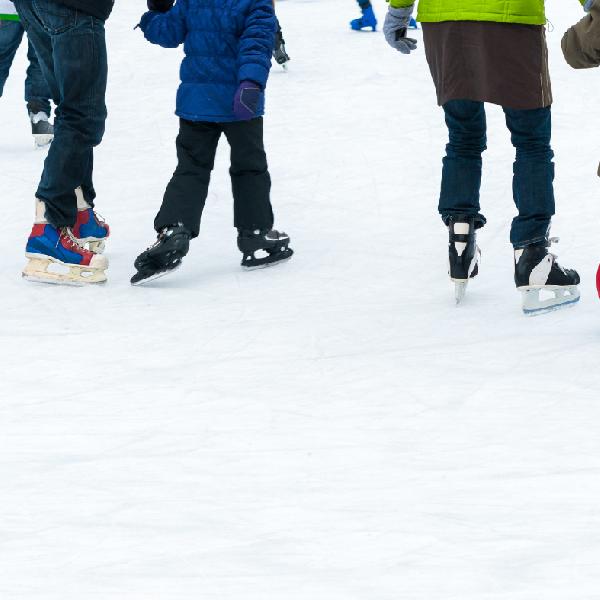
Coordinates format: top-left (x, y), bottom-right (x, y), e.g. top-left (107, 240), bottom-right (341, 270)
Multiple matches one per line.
top-left (389, 0), bottom-right (585, 26)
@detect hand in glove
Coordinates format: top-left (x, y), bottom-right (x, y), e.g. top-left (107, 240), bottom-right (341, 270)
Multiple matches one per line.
top-left (147, 0), bottom-right (174, 12)
top-left (384, 5), bottom-right (417, 54)
top-left (233, 81), bottom-right (262, 121)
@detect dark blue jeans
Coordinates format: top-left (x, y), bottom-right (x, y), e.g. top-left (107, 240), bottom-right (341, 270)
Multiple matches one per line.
top-left (439, 100), bottom-right (555, 248)
top-left (0, 19), bottom-right (51, 114)
top-left (13, 0), bottom-right (108, 228)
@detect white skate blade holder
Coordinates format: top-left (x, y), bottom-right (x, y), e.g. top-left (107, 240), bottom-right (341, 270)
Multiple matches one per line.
top-left (520, 285), bottom-right (580, 316)
top-left (454, 280), bottom-right (468, 305)
top-left (34, 134), bottom-right (53, 149)
top-left (23, 256), bottom-right (107, 286)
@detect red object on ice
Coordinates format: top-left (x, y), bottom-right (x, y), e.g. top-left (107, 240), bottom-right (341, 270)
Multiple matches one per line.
top-left (596, 264), bottom-right (600, 299)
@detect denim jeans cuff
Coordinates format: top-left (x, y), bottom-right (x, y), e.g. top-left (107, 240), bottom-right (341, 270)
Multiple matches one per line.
top-left (440, 213), bottom-right (487, 229)
top-left (512, 235), bottom-right (549, 250)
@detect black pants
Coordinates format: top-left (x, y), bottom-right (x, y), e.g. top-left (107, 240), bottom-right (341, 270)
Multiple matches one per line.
top-left (155, 118), bottom-right (274, 238)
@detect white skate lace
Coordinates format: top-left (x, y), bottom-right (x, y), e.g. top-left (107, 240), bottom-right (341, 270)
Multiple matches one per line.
top-left (547, 237), bottom-right (569, 275)
top-left (144, 225), bottom-right (178, 252)
top-left (92, 210), bottom-right (107, 226)
top-left (57, 227), bottom-right (88, 252)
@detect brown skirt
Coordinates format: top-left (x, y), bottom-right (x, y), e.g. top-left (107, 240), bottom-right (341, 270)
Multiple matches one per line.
top-left (422, 21), bottom-right (552, 110)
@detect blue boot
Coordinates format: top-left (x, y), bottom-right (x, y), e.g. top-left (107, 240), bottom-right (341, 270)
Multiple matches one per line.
top-left (350, 6), bottom-right (377, 32)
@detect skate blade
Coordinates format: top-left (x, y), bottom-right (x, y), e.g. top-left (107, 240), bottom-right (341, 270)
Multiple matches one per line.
top-left (34, 134), bottom-right (53, 148)
top-left (452, 280), bottom-right (468, 305)
top-left (241, 249), bottom-right (294, 271)
top-left (520, 286), bottom-right (581, 316)
top-left (131, 264), bottom-right (181, 286)
top-left (22, 257), bottom-right (107, 286)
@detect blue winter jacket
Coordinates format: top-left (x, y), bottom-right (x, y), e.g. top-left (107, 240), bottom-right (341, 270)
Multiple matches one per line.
top-left (140, 0), bottom-right (276, 123)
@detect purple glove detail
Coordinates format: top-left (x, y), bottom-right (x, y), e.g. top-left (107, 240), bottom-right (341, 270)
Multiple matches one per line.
top-left (233, 81), bottom-right (262, 121)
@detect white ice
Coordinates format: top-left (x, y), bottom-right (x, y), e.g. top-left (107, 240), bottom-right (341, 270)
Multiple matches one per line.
top-left (1, 1), bottom-right (600, 598)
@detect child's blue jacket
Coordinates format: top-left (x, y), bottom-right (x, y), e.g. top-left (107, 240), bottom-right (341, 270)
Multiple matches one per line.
top-left (140, 0), bottom-right (276, 122)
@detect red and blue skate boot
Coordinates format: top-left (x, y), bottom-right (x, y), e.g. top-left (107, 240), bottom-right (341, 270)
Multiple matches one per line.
top-left (72, 187), bottom-right (110, 253)
top-left (23, 201), bottom-right (108, 285)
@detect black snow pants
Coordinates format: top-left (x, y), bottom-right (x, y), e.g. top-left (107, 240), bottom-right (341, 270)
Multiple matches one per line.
top-left (155, 118), bottom-right (274, 238)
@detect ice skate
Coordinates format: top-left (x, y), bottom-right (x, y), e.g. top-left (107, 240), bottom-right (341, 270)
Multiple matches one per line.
top-left (238, 228), bottom-right (293, 270)
top-left (350, 5), bottom-right (377, 31)
top-left (72, 187), bottom-right (110, 253)
top-left (131, 224), bottom-right (191, 286)
top-left (273, 23), bottom-right (290, 70)
top-left (448, 218), bottom-right (480, 305)
top-left (23, 219), bottom-right (107, 286)
top-left (514, 238), bottom-right (580, 316)
top-left (30, 111), bottom-right (53, 148)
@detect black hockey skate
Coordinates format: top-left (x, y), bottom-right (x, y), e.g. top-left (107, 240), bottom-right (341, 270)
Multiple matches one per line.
top-left (514, 237), bottom-right (580, 316)
top-left (448, 217), bottom-right (481, 304)
top-left (238, 228), bottom-right (293, 269)
top-left (130, 224), bottom-right (191, 286)
top-left (273, 23), bottom-right (290, 70)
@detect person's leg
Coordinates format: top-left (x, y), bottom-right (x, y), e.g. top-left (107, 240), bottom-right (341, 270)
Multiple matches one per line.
top-left (14, 0), bottom-right (107, 228)
top-left (503, 106), bottom-right (554, 248)
top-left (154, 119), bottom-right (222, 238)
top-left (223, 117), bottom-right (274, 232)
top-left (0, 20), bottom-right (24, 97)
top-left (24, 37), bottom-right (51, 115)
top-left (439, 99), bottom-right (487, 228)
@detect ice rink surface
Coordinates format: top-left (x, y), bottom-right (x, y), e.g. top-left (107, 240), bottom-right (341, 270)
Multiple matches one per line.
top-left (2, 1), bottom-right (600, 598)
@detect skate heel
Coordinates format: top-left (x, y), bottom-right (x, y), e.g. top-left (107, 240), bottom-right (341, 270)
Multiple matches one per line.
top-left (520, 286), bottom-right (580, 316)
top-left (238, 229), bottom-right (294, 270)
top-left (23, 255), bottom-right (108, 286)
top-left (448, 218), bottom-right (480, 305)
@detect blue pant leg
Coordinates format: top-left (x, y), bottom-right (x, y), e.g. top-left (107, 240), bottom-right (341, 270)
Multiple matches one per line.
top-left (0, 20), bottom-right (24, 97)
top-left (13, 0), bottom-right (107, 227)
top-left (24, 38), bottom-right (51, 115)
top-left (503, 106), bottom-right (554, 248)
top-left (439, 100), bottom-right (487, 228)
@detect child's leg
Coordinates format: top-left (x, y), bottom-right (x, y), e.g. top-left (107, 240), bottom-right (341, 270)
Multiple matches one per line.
top-left (222, 117), bottom-right (274, 232)
top-left (154, 119), bottom-right (221, 238)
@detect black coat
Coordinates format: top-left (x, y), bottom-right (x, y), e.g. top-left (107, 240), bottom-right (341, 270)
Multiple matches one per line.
top-left (57, 0), bottom-right (114, 20)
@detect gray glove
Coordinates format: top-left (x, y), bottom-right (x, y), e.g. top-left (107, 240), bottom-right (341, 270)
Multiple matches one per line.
top-left (383, 5), bottom-right (417, 54)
